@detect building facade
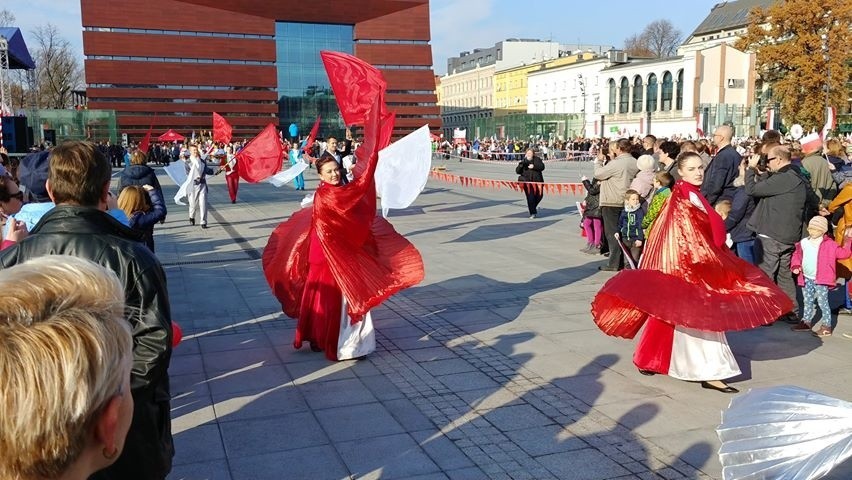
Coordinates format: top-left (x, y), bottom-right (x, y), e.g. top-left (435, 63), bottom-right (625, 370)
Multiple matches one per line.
top-left (527, 55), bottom-right (614, 138)
top-left (599, 44), bottom-right (755, 138)
top-left (678, 0), bottom-right (774, 55)
top-left (81, 0), bottom-right (440, 140)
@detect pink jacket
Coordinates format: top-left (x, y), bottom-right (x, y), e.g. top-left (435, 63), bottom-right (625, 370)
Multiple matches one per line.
top-left (791, 235), bottom-right (852, 286)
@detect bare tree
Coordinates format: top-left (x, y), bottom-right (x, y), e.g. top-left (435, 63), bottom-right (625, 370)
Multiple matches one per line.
top-left (623, 19), bottom-right (683, 58)
top-left (0, 8), bottom-right (15, 27)
top-left (644, 20), bottom-right (682, 57)
top-left (32, 23), bottom-right (82, 109)
top-left (624, 33), bottom-right (654, 57)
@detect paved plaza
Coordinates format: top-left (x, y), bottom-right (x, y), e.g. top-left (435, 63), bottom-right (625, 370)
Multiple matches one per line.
top-left (142, 159), bottom-right (852, 480)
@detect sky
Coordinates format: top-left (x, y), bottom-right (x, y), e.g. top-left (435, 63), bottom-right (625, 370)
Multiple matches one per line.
top-left (6, 0), bottom-right (722, 73)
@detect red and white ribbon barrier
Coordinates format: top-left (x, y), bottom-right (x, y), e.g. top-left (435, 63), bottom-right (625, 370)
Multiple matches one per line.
top-left (430, 170), bottom-right (585, 196)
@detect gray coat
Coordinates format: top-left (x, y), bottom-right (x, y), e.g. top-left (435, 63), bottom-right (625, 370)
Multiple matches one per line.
top-left (594, 153), bottom-right (639, 207)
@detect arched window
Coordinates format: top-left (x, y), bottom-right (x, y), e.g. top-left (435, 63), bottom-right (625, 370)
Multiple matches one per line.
top-left (619, 77), bottom-right (629, 113)
top-left (676, 69), bottom-right (684, 110)
top-left (646, 73), bottom-right (658, 112)
top-left (661, 71), bottom-right (673, 111)
top-left (608, 79), bottom-right (616, 114)
top-left (632, 76), bottom-right (643, 113)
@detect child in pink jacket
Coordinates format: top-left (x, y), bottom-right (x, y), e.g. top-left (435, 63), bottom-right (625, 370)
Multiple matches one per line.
top-left (791, 216), bottom-right (852, 337)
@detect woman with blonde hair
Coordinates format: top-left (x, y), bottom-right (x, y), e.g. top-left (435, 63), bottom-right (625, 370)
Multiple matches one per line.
top-left (117, 184), bottom-right (166, 252)
top-left (0, 255), bottom-right (134, 480)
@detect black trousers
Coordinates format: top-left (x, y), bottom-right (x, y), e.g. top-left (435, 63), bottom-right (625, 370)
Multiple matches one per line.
top-left (601, 206), bottom-right (624, 269)
top-left (524, 184), bottom-right (543, 215)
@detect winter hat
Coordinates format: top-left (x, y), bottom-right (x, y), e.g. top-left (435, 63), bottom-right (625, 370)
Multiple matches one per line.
top-left (18, 150), bottom-right (51, 203)
top-left (637, 154), bottom-right (656, 172)
top-left (808, 216), bottom-right (828, 235)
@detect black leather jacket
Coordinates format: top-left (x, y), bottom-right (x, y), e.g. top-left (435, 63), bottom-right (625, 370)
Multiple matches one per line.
top-left (0, 206), bottom-right (174, 480)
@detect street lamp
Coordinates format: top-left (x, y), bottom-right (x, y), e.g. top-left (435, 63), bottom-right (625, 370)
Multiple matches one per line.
top-left (577, 73), bottom-right (586, 138)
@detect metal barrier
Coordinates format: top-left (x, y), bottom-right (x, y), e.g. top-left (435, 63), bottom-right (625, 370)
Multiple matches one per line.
top-left (433, 150), bottom-right (595, 163)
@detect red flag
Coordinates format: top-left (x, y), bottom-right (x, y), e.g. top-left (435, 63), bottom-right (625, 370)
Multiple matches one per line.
top-left (320, 51), bottom-right (389, 126)
top-left (303, 115), bottom-right (321, 152)
top-left (138, 129), bottom-right (152, 154)
top-left (213, 112), bottom-right (233, 144)
top-left (236, 123), bottom-right (284, 183)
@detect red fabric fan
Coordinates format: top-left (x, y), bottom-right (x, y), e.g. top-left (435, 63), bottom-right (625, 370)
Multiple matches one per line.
top-left (592, 181), bottom-right (792, 338)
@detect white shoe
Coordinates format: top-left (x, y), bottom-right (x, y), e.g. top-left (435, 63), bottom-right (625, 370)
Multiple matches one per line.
top-left (529, 214), bottom-right (536, 219)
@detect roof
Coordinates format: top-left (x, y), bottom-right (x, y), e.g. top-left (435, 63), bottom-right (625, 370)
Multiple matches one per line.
top-left (0, 27), bottom-right (36, 69)
top-left (601, 56), bottom-right (684, 72)
top-left (690, 0), bottom-right (775, 37)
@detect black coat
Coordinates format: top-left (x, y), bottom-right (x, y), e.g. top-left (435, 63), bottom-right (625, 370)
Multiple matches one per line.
top-left (746, 165), bottom-right (819, 244)
top-left (702, 144), bottom-right (741, 205)
top-left (582, 178), bottom-right (602, 218)
top-left (515, 156), bottom-right (545, 182)
top-left (0, 206), bottom-right (174, 480)
top-left (723, 186), bottom-right (756, 243)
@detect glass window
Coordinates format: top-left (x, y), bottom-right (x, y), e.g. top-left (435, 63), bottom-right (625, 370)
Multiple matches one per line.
top-left (619, 77), bottom-right (629, 114)
top-left (632, 76), bottom-right (643, 113)
top-left (676, 69), bottom-right (684, 110)
top-left (661, 71), bottom-right (673, 111)
top-left (275, 21), bottom-right (354, 138)
top-left (646, 74), bottom-right (658, 112)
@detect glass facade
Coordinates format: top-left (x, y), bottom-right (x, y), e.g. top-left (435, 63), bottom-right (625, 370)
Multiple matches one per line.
top-left (275, 22), bottom-right (354, 139)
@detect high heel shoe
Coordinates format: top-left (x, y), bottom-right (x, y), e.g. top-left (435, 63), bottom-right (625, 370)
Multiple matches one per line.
top-left (701, 381), bottom-right (739, 393)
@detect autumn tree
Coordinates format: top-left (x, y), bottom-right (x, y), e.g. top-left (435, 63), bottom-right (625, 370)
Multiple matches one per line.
top-left (32, 23), bottom-right (82, 109)
top-left (623, 19), bottom-right (682, 58)
top-left (736, 0), bottom-right (852, 131)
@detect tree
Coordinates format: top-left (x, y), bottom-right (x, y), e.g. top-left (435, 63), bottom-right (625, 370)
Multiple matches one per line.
top-left (31, 24), bottom-right (82, 109)
top-left (736, 0), bottom-right (852, 131)
top-left (0, 8), bottom-right (15, 27)
top-left (624, 33), bottom-right (654, 58)
top-left (623, 19), bottom-right (682, 58)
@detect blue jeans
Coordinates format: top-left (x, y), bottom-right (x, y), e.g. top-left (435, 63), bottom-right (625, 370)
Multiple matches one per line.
top-left (802, 278), bottom-right (831, 329)
top-left (734, 240), bottom-right (756, 265)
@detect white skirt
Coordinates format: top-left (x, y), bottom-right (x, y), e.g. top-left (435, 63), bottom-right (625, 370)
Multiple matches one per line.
top-left (337, 297), bottom-right (376, 360)
top-left (668, 326), bottom-right (740, 381)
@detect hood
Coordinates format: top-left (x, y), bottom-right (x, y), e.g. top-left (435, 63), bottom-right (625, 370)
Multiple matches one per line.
top-left (124, 164), bottom-right (154, 180)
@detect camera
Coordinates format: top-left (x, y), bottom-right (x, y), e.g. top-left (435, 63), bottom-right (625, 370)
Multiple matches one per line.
top-left (756, 154), bottom-right (769, 172)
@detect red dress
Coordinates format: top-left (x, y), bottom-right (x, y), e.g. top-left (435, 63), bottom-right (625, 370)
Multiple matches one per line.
top-left (292, 228), bottom-right (345, 360)
top-left (592, 181), bottom-right (792, 375)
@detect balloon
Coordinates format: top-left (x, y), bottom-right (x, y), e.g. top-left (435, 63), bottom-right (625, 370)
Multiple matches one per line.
top-left (171, 321), bottom-right (183, 347)
top-left (288, 123), bottom-right (298, 138)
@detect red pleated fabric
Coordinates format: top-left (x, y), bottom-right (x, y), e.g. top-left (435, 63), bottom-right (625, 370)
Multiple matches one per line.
top-left (592, 181), bottom-right (792, 338)
top-left (262, 208), bottom-right (312, 319)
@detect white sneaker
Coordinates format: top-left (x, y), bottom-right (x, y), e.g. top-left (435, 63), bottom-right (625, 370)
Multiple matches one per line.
top-left (529, 214), bottom-right (536, 219)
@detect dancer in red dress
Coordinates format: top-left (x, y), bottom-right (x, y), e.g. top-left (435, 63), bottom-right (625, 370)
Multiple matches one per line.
top-left (592, 152), bottom-right (792, 393)
top-left (262, 56), bottom-right (424, 361)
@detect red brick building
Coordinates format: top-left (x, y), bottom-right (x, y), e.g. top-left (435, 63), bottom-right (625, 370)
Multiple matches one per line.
top-left (81, 0), bottom-right (440, 140)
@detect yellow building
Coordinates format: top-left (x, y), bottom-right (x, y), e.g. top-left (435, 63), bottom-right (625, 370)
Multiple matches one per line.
top-left (494, 53), bottom-right (595, 111)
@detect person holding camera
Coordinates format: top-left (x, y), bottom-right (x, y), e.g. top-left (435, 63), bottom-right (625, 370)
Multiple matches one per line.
top-left (745, 144), bottom-right (820, 323)
top-left (515, 148), bottom-right (545, 219)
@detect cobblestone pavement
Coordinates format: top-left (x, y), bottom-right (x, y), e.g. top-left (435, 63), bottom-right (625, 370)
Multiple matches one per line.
top-left (145, 161), bottom-right (852, 480)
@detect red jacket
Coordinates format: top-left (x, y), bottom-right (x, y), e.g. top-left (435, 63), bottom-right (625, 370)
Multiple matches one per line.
top-left (791, 235), bottom-right (852, 286)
